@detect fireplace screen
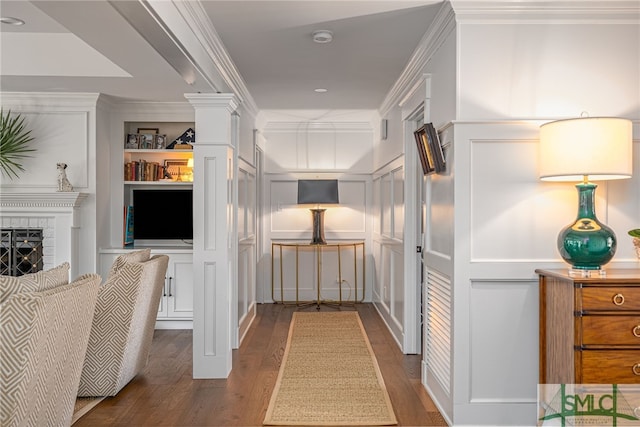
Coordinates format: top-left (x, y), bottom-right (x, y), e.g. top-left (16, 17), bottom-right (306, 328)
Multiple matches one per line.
top-left (1, 229), bottom-right (44, 276)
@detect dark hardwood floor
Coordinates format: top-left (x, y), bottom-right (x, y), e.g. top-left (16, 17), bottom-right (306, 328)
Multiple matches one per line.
top-left (74, 303), bottom-right (447, 426)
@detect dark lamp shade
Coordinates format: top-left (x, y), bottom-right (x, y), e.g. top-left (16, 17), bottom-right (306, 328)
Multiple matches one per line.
top-left (297, 180), bottom-right (339, 205)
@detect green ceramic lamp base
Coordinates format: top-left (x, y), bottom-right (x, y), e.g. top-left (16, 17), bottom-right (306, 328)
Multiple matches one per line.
top-left (557, 183), bottom-right (616, 271)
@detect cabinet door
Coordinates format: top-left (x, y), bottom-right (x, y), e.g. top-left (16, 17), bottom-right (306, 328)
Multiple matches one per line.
top-left (165, 253), bottom-right (193, 319)
top-left (157, 286), bottom-right (168, 318)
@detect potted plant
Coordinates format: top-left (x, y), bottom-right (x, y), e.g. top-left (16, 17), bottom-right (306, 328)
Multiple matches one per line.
top-left (0, 109), bottom-right (35, 179)
top-left (629, 229), bottom-right (640, 258)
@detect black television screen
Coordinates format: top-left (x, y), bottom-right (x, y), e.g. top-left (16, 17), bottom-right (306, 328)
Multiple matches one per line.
top-left (297, 180), bottom-right (339, 204)
top-left (132, 189), bottom-right (193, 243)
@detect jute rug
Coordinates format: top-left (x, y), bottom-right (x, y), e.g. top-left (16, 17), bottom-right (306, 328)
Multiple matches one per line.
top-left (264, 311), bottom-right (398, 426)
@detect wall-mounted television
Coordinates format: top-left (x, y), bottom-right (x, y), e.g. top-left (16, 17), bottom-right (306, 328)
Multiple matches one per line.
top-left (132, 189), bottom-right (193, 246)
top-left (414, 123), bottom-right (445, 175)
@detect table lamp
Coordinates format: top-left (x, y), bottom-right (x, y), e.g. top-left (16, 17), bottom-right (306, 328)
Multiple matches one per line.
top-left (297, 179), bottom-right (339, 245)
top-left (539, 116), bottom-right (632, 273)
top-left (187, 157), bottom-right (194, 181)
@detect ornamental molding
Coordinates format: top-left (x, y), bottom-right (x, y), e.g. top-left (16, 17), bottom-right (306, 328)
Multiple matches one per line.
top-left (0, 192), bottom-right (88, 209)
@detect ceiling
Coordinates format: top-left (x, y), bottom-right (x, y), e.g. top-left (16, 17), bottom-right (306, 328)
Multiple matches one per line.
top-left (0, 0), bottom-right (442, 110)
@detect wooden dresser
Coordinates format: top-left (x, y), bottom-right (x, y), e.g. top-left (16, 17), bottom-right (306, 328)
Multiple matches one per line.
top-left (537, 269), bottom-right (640, 384)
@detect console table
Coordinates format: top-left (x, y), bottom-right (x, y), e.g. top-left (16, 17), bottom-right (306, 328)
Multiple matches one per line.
top-left (271, 241), bottom-right (365, 308)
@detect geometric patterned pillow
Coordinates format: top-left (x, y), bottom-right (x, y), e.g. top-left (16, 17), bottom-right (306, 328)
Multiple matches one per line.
top-left (107, 248), bottom-right (151, 279)
top-left (0, 262), bottom-right (70, 305)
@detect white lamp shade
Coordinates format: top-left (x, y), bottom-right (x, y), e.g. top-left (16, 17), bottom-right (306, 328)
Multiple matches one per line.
top-left (539, 117), bottom-right (632, 181)
top-left (187, 157), bottom-right (194, 168)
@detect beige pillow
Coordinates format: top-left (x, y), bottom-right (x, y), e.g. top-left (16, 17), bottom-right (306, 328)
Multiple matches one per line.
top-left (107, 248), bottom-right (151, 278)
top-left (0, 262), bottom-right (70, 304)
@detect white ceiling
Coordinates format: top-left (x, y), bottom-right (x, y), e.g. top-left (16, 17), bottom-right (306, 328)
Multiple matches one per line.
top-left (0, 0), bottom-right (442, 110)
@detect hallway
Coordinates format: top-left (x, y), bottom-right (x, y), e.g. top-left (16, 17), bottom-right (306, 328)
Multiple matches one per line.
top-left (74, 303), bottom-right (447, 426)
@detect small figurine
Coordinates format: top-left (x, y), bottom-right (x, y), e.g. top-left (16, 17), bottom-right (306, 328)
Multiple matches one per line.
top-left (56, 163), bottom-right (74, 192)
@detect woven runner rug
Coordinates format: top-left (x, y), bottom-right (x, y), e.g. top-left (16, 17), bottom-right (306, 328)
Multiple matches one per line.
top-left (264, 311), bottom-right (397, 426)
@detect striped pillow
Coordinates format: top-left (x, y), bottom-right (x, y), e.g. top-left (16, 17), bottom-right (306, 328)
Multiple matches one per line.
top-left (107, 248), bottom-right (151, 278)
top-left (0, 262), bottom-right (70, 304)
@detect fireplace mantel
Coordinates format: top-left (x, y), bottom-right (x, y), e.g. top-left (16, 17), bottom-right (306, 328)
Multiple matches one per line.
top-left (0, 192), bottom-right (88, 209)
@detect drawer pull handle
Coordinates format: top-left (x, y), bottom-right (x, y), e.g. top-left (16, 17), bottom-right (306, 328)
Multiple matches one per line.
top-left (613, 293), bottom-right (625, 306)
top-left (634, 326), bottom-right (640, 338)
top-left (633, 364), bottom-right (640, 376)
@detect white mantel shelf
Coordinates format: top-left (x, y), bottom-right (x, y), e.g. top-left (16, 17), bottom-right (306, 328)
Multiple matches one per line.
top-left (0, 192), bottom-right (88, 208)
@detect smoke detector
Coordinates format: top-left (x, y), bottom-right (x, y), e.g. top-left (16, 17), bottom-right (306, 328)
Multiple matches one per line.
top-left (312, 30), bottom-right (333, 44)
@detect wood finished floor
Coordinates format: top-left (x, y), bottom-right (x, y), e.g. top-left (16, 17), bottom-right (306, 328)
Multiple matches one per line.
top-left (74, 303), bottom-right (447, 426)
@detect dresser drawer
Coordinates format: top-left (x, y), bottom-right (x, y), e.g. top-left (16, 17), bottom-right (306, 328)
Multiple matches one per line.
top-left (582, 316), bottom-right (640, 345)
top-left (581, 287), bottom-right (640, 311)
top-left (581, 351), bottom-right (640, 383)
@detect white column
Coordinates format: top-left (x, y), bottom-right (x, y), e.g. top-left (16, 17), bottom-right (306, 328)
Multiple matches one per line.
top-left (186, 93), bottom-right (239, 378)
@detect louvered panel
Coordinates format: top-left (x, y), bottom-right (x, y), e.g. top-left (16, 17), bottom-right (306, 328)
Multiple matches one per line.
top-left (426, 268), bottom-right (451, 394)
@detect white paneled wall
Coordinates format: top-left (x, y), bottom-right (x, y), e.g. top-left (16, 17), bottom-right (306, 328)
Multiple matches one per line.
top-left (372, 158), bottom-right (405, 343)
top-left (260, 118), bottom-right (375, 303)
top-left (237, 158), bottom-right (257, 344)
top-left (262, 121), bottom-right (374, 173)
top-left (265, 175), bottom-right (371, 303)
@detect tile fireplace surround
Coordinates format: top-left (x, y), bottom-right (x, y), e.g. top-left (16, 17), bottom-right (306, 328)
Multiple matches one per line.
top-left (0, 192), bottom-right (88, 278)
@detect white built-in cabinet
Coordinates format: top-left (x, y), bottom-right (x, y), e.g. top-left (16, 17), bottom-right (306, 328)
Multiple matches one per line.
top-left (100, 110), bottom-right (197, 329)
top-left (156, 251), bottom-right (193, 323)
top-left (98, 249), bottom-right (193, 329)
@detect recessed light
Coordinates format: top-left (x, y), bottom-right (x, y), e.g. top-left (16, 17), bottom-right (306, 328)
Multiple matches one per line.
top-left (312, 30), bottom-right (333, 44)
top-left (314, 88), bottom-right (328, 93)
top-left (1, 17), bottom-right (25, 26)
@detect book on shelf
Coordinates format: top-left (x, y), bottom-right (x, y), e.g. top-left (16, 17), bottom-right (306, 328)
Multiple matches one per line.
top-left (124, 160), bottom-right (165, 181)
top-left (123, 205), bottom-right (134, 246)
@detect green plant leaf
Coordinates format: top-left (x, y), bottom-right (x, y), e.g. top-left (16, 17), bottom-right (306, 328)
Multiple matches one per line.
top-left (628, 229), bottom-right (640, 238)
top-left (0, 108), bottom-right (35, 179)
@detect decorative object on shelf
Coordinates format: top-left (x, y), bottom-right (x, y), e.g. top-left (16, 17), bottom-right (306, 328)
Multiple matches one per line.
top-left (186, 157), bottom-right (194, 182)
top-left (125, 134), bottom-right (139, 149)
top-left (0, 108), bottom-right (35, 179)
top-left (56, 162), bottom-right (74, 192)
top-left (297, 179), bottom-right (339, 245)
top-left (166, 127), bottom-right (195, 149)
top-left (414, 122), bottom-right (445, 175)
top-left (539, 116), bottom-right (632, 273)
top-left (163, 159), bottom-right (189, 181)
top-left (137, 128), bottom-right (158, 150)
top-left (629, 229), bottom-right (640, 259)
top-left (154, 134), bottom-right (167, 149)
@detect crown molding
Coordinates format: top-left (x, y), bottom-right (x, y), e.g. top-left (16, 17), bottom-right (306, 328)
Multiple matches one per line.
top-left (171, 1), bottom-right (259, 118)
top-left (263, 121), bottom-right (373, 133)
top-left (0, 92), bottom-right (100, 110)
top-left (379, 2), bottom-right (456, 116)
top-left (139, 1), bottom-right (259, 118)
top-left (450, 0), bottom-right (640, 22)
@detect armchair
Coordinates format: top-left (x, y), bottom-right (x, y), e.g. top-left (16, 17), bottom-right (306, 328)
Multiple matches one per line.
top-left (78, 252), bottom-right (169, 396)
top-left (0, 271), bottom-right (101, 427)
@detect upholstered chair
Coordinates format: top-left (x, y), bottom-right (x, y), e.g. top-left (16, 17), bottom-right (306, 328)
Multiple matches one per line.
top-left (78, 251), bottom-right (169, 396)
top-left (0, 266), bottom-right (101, 427)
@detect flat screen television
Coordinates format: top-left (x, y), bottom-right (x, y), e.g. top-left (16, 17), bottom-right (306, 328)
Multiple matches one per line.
top-left (132, 189), bottom-right (193, 245)
top-left (297, 180), bottom-right (339, 204)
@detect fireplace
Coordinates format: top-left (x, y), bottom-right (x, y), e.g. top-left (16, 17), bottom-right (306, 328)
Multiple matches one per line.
top-left (1, 228), bottom-right (44, 276)
top-left (0, 192), bottom-right (87, 278)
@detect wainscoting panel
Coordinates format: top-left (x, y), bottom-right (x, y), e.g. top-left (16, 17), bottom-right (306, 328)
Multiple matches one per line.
top-left (469, 138), bottom-right (572, 262)
top-left (469, 279), bottom-right (538, 403)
